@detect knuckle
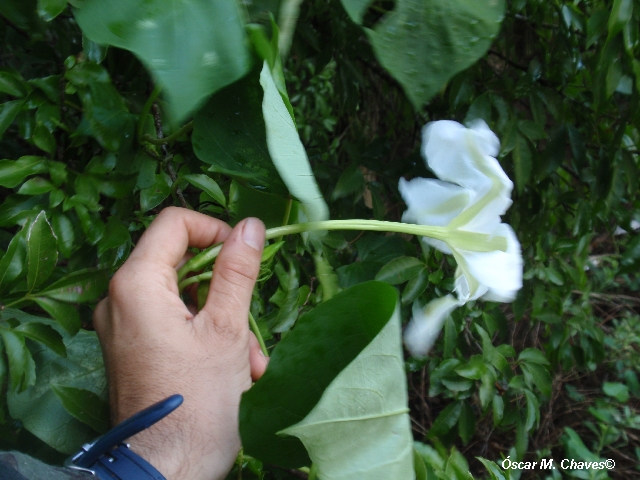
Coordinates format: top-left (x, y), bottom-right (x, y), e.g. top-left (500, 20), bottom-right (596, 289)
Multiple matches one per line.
top-left (216, 257), bottom-right (257, 289)
top-left (157, 206), bottom-right (182, 220)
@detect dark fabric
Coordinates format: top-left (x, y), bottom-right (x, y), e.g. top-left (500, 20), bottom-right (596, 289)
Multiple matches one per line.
top-left (0, 451), bottom-right (94, 480)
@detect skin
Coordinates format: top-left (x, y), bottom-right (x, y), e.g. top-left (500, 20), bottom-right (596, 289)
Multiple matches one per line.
top-left (93, 207), bottom-right (269, 480)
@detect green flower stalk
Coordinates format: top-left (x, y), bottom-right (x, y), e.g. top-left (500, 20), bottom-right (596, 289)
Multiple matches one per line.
top-left (176, 219), bottom-right (508, 288)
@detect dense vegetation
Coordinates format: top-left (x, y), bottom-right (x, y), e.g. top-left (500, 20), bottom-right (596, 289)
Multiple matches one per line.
top-left (0, 0), bottom-right (639, 478)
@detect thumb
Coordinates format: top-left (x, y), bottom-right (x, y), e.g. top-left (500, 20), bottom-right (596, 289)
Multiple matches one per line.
top-left (199, 218), bottom-right (265, 338)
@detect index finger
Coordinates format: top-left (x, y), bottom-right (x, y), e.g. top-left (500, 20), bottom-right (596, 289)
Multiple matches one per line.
top-left (129, 207), bottom-right (232, 268)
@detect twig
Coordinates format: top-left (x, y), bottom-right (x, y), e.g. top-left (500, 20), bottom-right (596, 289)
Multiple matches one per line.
top-left (572, 290), bottom-right (640, 305)
top-left (151, 102), bottom-right (188, 208)
top-left (143, 120), bottom-right (193, 145)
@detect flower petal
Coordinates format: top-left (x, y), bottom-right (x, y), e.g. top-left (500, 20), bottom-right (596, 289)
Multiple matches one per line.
top-left (403, 295), bottom-right (461, 357)
top-left (454, 224), bottom-right (522, 302)
top-left (422, 120), bottom-right (497, 193)
top-left (399, 177), bottom-right (470, 227)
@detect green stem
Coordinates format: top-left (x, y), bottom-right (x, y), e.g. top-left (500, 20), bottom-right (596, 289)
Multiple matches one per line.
top-left (308, 464), bottom-right (318, 480)
top-left (137, 85), bottom-right (161, 143)
top-left (249, 312), bottom-right (269, 357)
top-left (176, 219), bottom-right (508, 281)
top-left (178, 219), bottom-right (448, 280)
top-left (143, 121), bottom-right (194, 145)
top-left (178, 271), bottom-right (212, 291)
top-left (2, 295), bottom-right (29, 309)
top-left (274, 197), bottom-right (293, 243)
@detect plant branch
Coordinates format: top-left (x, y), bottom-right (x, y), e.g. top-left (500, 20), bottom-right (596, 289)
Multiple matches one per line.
top-left (249, 312), bottom-right (269, 357)
top-left (150, 101), bottom-right (188, 208)
top-left (177, 219), bottom-right (509, 280)
top-left (143, 120), bottom-right (193, 145)
top-left (137, 84), bottom-right (161, 143)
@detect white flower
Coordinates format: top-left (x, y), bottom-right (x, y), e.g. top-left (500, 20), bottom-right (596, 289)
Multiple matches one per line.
top-left (400, 120), bottom-right (523, 357)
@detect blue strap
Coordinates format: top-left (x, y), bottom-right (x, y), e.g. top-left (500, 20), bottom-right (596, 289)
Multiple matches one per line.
top-left (92, 444), bottom-right (166, 480)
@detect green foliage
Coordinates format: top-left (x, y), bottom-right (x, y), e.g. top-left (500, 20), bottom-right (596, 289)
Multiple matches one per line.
top-left (1, 0), bottom-right (640, 477)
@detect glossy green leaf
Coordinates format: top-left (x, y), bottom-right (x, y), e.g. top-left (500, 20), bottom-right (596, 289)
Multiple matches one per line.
top-left (331, 164), bottom-right (365, 200)
top-left (228, 180), bottom-right (291, 229)
top-left (455, 355), bottom-right (487, 380)
top-left (82, 35), bottom-right (108, 63)
top-left (32, 123), bottom-right (56, 154)
top-left (260, 61), bottom-right (329, 223)
top-left (50, 212), bottom-right (75, 258)
top-left (521, 363), bottom-right (551, 398)
top-left (280, 306), bottom-right (413, 480)
top-left (342, 0), bottom-right (505, 108)
top-left (0, 228), bottom-right (26, 293)
top-left (37, 0), bottom-right (67, 21)
top-left (0, 156), bottom-right (48, 188)
top-left (14, 322), bottom-right (66, 357)
top-left (1, 329), bottom-right (36, 393)
top-left (428, 401), bottom-right (462, 439)
top-left (7, 329), bottom-right (106, 453)
top-left (603, 382), bottom-right (630, 403)
top-left (402, 268), bottom-right (429, 305)
top-left (313, 252), bottom-right (340, 301)
top-left (0, 71), bottom-right (27, 97)
top-left (78, 83), bottom-right (135, 152)
top-left (492, 394), bottom-right (504, 425)
top-left (458, 401), bottom-right (476, 445)
top-left (28, 76), bottom-right (61, 104)
top-left (375, 256), bottom-right (424, 285)
top-left (608, 0), bottom-right (633, 40)
top-left (269, 263), bottom-right (300, 333)
top-left (240, 281), bottom-right (399, 468)
top-left (340, 0), bottom-right (371, 23)
top-left (477, 459), bottom-right (506, 480)
top-left (193, 71), bottom-right (288, 196)
top-left (518, 348), bottom-right (550, 365)
top-left (97, 216), bottom-right (130, 256)
top-left (182, 174), bottom-right (226, 207)
top-left (523, 389), bottom-right (539, 431)
top-left (26, 211), bottom-right (58, 291)
top-left (51, 385), bottom-right (109, 433)
top-left (73, 0), bottom-right (250, 122)
top-left (38, 268), bottom-right (108, 303)
top-left (17, 177), bottom-right (54, 195)
top-left (0, 99), bottom-right (25, 138)
top-left (34, 297), bottom-right (81, 334)
top-left (140, 173), bottom-right (171, 212)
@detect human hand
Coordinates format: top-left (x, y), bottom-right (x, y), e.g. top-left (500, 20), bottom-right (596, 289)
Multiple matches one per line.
top-left (93, 207), bottom-right (268, 480)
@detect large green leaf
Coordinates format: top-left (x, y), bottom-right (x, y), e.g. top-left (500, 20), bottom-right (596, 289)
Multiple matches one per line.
top-left (1, 328), bottom-right (36, 393)
top-left (240, 281), bottom-right (400, 468)
top-left (33, 297), bottom-right (81, 334)
top-left (0, 156), bottom-right (48, 188)
top-left (280, 306), bottom-right (414, 479)
top-left (260, 61), bottom-right (329, 223)
top-left (341, 0), bottom-right (505, 109)
top-left (37, 0), bottom-right (68, 21)
top-left (38, 268), bottom-right (109, 303)
top-left (7, 329), bottom-right (107, 454)
top-left (26, 211), bottom-right (58, 292)
top-left (0, 228), bottom-right (26, 293)
top-left (73, 0), bottom-right (250, 122)
top-left (0, 99), bottom-right (25, 138)
top-left (14, 322), bottom-right (66, 358)
top-left (51, 385), bottom-right (109, 434)
top-left (192, 69), bottom-right (288, 196)
top-left (228, 180), bottom-right (292, 229)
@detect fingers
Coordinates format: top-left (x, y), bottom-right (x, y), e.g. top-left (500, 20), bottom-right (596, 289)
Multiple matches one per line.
top-left (129, 207), bottom-right (232, 269)
top-left (200, 218), bottom-right (265, 336)
top-left (249, 333), bottom-right (269, 381)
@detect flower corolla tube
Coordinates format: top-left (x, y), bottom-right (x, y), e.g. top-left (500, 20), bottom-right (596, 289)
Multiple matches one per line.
top-left (401, 120), bottom-right (523, 357)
